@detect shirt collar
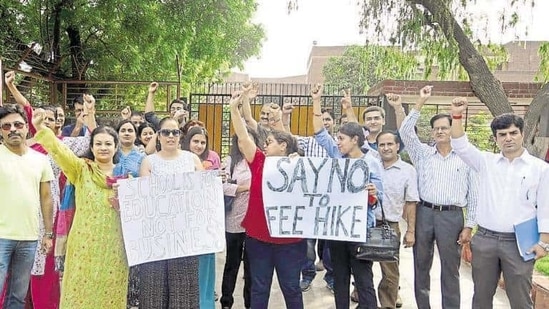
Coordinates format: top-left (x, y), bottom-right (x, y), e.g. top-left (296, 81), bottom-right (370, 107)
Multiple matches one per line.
top-left (383, 156), bottom-right (405, 170)
top-left (496, 148), bottom-right (531, 164)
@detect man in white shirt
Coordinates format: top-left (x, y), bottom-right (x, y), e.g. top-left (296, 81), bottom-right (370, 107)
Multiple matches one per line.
top-left (449, 97), bottom-right (549, 308)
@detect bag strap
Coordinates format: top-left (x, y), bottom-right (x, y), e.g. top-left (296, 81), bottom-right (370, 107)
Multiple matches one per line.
top-left (377, 199), bottom-right (389, 226)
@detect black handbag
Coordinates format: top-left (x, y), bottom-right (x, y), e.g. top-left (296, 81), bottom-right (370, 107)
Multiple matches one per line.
top-left (354, 200), bottom-right (400, 262)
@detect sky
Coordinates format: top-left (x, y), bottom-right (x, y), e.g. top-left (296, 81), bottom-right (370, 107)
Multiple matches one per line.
top-left (241, 0), bottom-right (549, 78)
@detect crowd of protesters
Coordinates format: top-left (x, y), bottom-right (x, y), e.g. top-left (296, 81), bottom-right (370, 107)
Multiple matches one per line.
top-left (0, 72), bottom-right (548, 309)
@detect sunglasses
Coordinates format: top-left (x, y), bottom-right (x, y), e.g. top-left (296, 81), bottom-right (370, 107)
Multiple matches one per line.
top-left (1, 121), bottom-right (26, 131)
top-left (159, 129), bottom-right (181, 137)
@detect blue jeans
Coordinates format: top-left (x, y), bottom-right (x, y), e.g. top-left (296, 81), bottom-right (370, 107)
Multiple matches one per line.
top-left (300, 239), bottom-right (316, 283)
top-left (246, 237), bottom-right (306, 309)
top-left (0, 239), bottom-right (38, 309)
top-left (301, 239), bottom-right (334, 286)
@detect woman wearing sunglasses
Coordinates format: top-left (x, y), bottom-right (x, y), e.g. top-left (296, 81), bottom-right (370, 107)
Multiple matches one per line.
top-left (138, 117), bottom-right (204, 308)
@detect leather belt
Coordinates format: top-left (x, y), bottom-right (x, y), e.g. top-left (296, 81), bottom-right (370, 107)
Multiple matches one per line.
top-left (421, 201), bottom-right (461, 211)
top-left (477, 226), bottom-right (515, 239)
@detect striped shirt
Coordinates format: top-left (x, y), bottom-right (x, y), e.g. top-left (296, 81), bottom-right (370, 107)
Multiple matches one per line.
top-left (297, 135), bottom-right (330, 157)
top-left (399, 109), bottom-right (478, 227)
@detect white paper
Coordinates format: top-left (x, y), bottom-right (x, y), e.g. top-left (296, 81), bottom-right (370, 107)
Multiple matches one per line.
top-left (262, 156), bottom-right (370, 241)
top-left (117, 171), bottom-right (225, 266)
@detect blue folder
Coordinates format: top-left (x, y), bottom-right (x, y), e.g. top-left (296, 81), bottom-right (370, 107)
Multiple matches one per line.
top-left (513, 217), bottom-right (539, 262)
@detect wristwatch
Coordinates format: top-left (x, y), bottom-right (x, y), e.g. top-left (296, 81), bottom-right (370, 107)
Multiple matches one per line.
top-left (44, 232), bottom-right (54, 239)
top-left (538, 241), bottom-right (549, 252)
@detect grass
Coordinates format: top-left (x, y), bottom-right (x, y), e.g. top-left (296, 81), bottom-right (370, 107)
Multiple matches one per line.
top-left (535, 256), bottom-right (549, 276)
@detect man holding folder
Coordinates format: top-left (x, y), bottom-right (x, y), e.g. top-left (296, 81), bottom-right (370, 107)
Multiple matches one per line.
top-left (449, 97), bottom-right (549, 308)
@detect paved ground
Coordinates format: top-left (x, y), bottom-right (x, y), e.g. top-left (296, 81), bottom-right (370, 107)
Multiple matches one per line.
top-left (214, 235), bottom-right (512, 308)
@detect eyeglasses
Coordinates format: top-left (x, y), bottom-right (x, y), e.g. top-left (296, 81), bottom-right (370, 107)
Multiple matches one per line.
top-left (1, 121), bottom-right (26, 131)
top-left (159, 129), bottom-right (181, 137)
top-left (432, 126), bottom-right (450, 132)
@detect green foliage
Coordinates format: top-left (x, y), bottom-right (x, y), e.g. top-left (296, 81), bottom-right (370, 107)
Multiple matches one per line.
top-left (0, 0), bottom-right (264, 84)
top-left (536, 42), bottom-right (549, 82)
top-left (465, 112), bottom-right (496, 151)
top-left (351, 1), bottom-right (534, 80)
top-left (535, 255), bottom-right (549, 276)
top-left (322, 45), bottom-right (419, 94)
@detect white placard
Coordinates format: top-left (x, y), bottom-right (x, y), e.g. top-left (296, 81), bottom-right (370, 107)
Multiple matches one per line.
top-left (118, 171), bottom-right (225, 266)
top-left (262, 157), bottom-right (370, 241)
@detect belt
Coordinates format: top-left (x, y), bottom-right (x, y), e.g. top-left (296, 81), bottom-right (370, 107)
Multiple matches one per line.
top-left (477, 226), bottom-right (516, 239)
top-left (421, 201), bottom-right (461, 211)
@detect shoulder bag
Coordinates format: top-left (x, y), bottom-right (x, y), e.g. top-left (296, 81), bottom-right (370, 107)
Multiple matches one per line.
top-left (354, 200), bottom-right (400, 262)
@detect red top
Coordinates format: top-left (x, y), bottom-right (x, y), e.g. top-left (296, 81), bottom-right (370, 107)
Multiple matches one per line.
top-left (241, 149), bottom-right (302, 244)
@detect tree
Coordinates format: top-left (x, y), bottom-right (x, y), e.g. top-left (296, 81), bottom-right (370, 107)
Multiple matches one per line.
top-left (322, 45), bottom-right (419, 94)
top-left (289, 0), bottom-right (549, 157)
top-left (0, 0), bottom-right (264, 85)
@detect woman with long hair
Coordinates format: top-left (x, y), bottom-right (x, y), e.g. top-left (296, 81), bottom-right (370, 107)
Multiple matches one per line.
top-left (219, 128), bottom-right (262, 309)
top-left (180, 126), bottom-right (219, 308)
top-left (138, 117), bottom-right (204, 309)
top-left (115, 119), bottom-right (145, 308)
top-left (311, 85), bottom-right (383, 309)
top-left (229, 91), bottom-right (306, 309)
top-left (33, 110), bottom-right (129, 308)
top-left (136, 122), bottom-right (155, 153)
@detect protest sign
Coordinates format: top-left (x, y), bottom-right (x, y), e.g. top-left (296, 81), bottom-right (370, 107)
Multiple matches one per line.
top-left (262, 157), bottom-right (370, 241)
top-left (117, 171), bottom-right (225, 266)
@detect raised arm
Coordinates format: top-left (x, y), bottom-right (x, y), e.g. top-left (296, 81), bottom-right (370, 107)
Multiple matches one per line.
top-left (82, 94), bottom-right (97, 133)
top-left (311, 84), bottom-right (324, 134)
top-left (385, 93), bottom-right (406, 129)
top-left (144, 82), bottom-right (158, 114)
top-left (340, 89), bottom-right (357, 123)
top-left (144, 82), bottom-right (161, 129)
top-left (230, 91), bottom-right (256, 163)
top-left (4, 71), bottom-right (30, 107)
top-left (267, 103), bottom-right (285, 132)
top-left (398, 86), bottom-right (433, 163)
top-left (449, 97), bottom-right (484, 172)
top-left (241, 82), bottom-right (258, 132)
top-left (33, 109), bottom-right (85, 184)
top-left (144, 133), bottom-right (158, 155)
top-left (281, 102), bottom-right (294, 133)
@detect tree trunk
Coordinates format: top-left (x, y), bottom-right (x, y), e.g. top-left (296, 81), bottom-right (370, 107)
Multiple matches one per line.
top-left (414, 0), bottom-right (513, 116)
top-left (524, 83), bottom-right (549, 156)
top-left (414, 0), bottom-right (548, 158)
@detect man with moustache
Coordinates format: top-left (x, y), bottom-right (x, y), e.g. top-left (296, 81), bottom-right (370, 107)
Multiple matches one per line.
top-left (399, 86), bottom-right (478, 309)
top-left (375, 131), bottom-right (419, 309)
top-left (0, 105), bottom-right (54, 308)
top-left (450, 98), bottom-right (548, 308)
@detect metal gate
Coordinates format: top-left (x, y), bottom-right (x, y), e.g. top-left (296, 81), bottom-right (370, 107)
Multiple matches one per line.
top-left (189, 83), bottom-right (382, 157)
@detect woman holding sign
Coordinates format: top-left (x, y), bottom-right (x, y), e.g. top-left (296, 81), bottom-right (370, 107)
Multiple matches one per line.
top-left (181, 126), bottom-right (219, 308)
top-left (32, 110), bottom-right (129, 308)
top-left (139, 116), bottom-right (204, 309)
top-left (229, 91), bottom-right (307, 309)
top-left (312, 85), bottom-right (384, 309)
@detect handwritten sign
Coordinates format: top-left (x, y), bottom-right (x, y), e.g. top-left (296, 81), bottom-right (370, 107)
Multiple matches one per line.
top-left (262, 157), bottom-right (369, 241)
top-left (117, 171), bottom-right (225, 266)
